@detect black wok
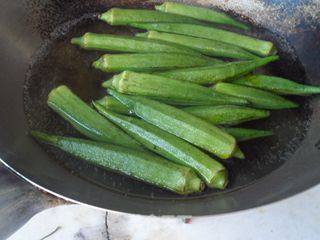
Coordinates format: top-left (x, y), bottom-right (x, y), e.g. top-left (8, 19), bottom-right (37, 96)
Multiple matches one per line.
top-left (0, 0), bottom-right (319, 216)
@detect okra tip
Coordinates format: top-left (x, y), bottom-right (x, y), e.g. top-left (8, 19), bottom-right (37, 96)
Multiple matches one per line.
top-left (185, 176), bottom-right (205, 194)
top-left (258, 130), bottom-right (274, 138)
top-left (276, 95), bottom-right (299, 109)
top-left (47, 85), bottom-right (69, 102)
top-left (94, 97), bottom-right (107, 107)
top-left (30, 130), bottom-right (58, 145)
top-left (233, 147), bottom-right (245, 159)
top-left (108, 89), bottom-right (134, 108)
top-left (102, 80), bottom-right (113, 89)
top-left (92, 101), bottom-right (106, 113)
top-left (211, 170), bottom-right (228, 190)
top-left (251, 54), bottom-right (279, 67)
top-left (285, 100), bottom-right (299, 109)
top-left (93, 101), bottom-right (123, 126)
top-left (93, 102), bottom-right (121, 121)
top-left (265, 54), bottom-right (279, 62)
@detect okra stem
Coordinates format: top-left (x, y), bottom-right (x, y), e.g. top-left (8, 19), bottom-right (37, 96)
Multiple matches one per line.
top-left (31, 131), bottom-right (204, 195)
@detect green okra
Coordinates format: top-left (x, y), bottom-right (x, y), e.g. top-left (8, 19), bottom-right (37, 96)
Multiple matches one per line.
top-left (71, 32), bottom-right (200, 55)
top-left (232, 74), bottom-right (320, 96)
top-left (94, 105), bottom-right (228, 189)
top-left (92, 53), bottom-right (221, 73)
top-left (96, 96), bottom-right (273, 142)
top-left (47, 85), bottom-right (142, 150)
top-left (96, 96), bottom-right (133, 115)
top-left (109, 90), bottom-right (237, 159)
top-left (233, 147), bottom-right (245, 159)
top-left (155, 55), bottom-right (279, 85)
top-left (31, 131), bottom-right (203, 195)
top-left (105, 71), bottom-right (248, 106)
top-left (101, 80), bottom-right (113, 89)
top-left (97, 95), bottom-right (266, 129)
top-left (129, 23), bottom-right (276, 56)
top-left (155, 2), bottom-right (249, 30)
top-left (183, 105), bottom-right (270, 125)
top-left (222, 127), bottom-right (273, 142)
top-left (99, 8), bottom-right (202, 26)
top-left (136, 31), bottom-right (258, 59)
top-left (213, 83), bottom-right (298, 109)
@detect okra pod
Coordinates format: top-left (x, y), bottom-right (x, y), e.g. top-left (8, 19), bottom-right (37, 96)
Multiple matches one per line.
top-left (233, 147), bottom-right (245, 159)
top-left (183, 105), bottom-right (270, 125)
top-left (96, 96), bottom-right (273, 142)
top-left (47, 85), bottom-right (142, 150)
top-left (155, 2), bottom-right (249, 30)
top-left (31, 131), bottom-right (203, 195)
top-left (99, 8), bottom-right (201, 26)
top-left (136, 31), bottom-right (258, 59)
top-left (213, 83), bottom-right (298, 109)
top-left (92, 53), bottom-right (221, 73)
top-left (129, 23), bottom-right (275, 56)
top-left (232, 74), bottom-right (320, 96)
top-left (155, 55), bottom-right (279, 85)
top-left (222, 127), bottom-right (273, 142)
top-left (101, 80), bottom-right (113, 89)
top-left (109, 90), bottom-right (237, 159)
top-left (96, 96), bottom-right (133, 115)
top-left (71, 32), bottom-right (200, 55)
top-left (94, 105), bottom-right (228, 189)
top-left (105, 71), bottom-right (248, 106)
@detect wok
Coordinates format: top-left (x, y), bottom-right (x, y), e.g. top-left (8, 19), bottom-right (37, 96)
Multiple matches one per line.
top-left (0, 0), bottom-right (319, 216)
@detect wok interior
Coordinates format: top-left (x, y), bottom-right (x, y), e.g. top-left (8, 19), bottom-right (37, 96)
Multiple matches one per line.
top-left (23, 1), bottom-right (312, 199)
